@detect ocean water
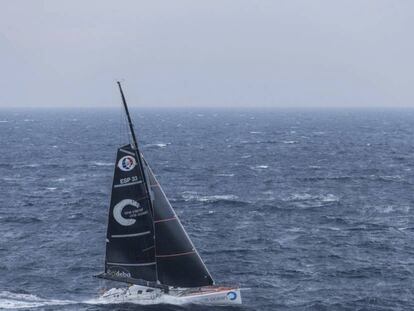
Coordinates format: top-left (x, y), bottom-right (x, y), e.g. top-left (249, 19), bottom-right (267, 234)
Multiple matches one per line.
top-left (0, 108), bottom-right (413, 311)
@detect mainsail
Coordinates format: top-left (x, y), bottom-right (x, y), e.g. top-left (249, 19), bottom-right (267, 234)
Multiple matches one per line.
top-left (104, 145), bottom-right (156, 282)
top-left (102, 81), bottom-right (213, 288)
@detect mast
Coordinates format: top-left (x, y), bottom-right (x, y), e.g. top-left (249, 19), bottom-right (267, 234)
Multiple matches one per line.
top-left (107, 81), bottom-right (213, 288)
top-left (117, 81), bottom-right (138, 150)
top-left (116, 81), bottom-right (159, 282)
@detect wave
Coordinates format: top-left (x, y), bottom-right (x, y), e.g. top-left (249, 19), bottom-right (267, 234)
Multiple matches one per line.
top-left (298, 174), bottom-right (411, 184)
top-left (11, 163), bottom-right (40, 169)
top-left (0, 291), bottom-right (74, 309)
top-left (308, 165), bottom-right (322, 169)
top-left (0, 290), bottom-right (187, 309)
top-left (91, 161), bottom-right (113, 166)
top-left (251, 165), bottom-right (269, 170)
top-left (284, 193), bottom-right (340, 203)
top-left (214, 173), bottom-right (235, 177)
top-left (181, 192), bottom-right (246, 204)
top-left (52, 177), bottom-right (66, 182)
top-left (366, 204), bottom-right (411, 214)
top-left (0, 216), bottom-right (42, 224)
top-left (145, 143), bottom-right (170, 148)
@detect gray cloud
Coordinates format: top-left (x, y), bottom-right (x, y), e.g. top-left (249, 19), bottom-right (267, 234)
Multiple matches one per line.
top-left (1, 0), bottom-right (413, 108)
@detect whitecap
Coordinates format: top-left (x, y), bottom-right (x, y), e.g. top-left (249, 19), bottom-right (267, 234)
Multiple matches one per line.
top-left (321, 194), bottom-right (339, 202)
top-left (309, 165), bottom-right (321, 169)
top-left (286, 227), bottom-right (303, 232)
top-left (251, 165), bottom-right (269, 170)
top-left (326, 227), bottom-right (341, 231)
top-left (250, 131), bottom-right (263, 134)
top-left (283, 140), bottom-right (297, 144)
top-left (379, 175), bottom-right (402, 181)
top-left (92, 162), bottom-right (113, 166)
top-left (287, 193), bottom-right (313, 201)
top-left (285, 193), bottom-right (339, 203)
top-left (46, 187), bottom-right (57, 191)
top-left (241, 154), bottom-right (252, 159)
top-left (215, 173), bottom-right (235, 177)
top-left (145, 143), bottom-right (170, 148)
top-left (182, 193), bottom-right (239, 203)
top-left (12, 163), bottom-right (40, 169)
top-left (372, 205), bottom-right (410, 214)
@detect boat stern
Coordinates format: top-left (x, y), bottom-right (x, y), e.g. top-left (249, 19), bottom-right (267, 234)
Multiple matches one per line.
top-left (176, 286), bottom-right (242, 305)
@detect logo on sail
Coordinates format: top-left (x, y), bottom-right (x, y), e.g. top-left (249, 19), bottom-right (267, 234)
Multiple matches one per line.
top-left (107, 267), bottom-right (132, 278)
top-left (113, 199), bottom-right (143, 226)
top-left (118, 155), bottom-right (136, 171)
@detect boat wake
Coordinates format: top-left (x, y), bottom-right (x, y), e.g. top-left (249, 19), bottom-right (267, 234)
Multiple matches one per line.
top-left (0, 290), bottom-right (187, 309)
top-left (0, 291), bottom-right (74, 309)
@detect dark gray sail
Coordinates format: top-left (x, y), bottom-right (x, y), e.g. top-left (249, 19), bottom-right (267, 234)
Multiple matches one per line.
top-left (104, 145), bottom-right (156, 282)
top-left (142, 158), bottom-right (214, 288)
top-left (101, 81), bottom-right (213, 289)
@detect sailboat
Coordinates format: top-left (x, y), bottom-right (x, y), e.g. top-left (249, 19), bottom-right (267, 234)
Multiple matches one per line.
top-left (95, 82), bottom-right (242, 305)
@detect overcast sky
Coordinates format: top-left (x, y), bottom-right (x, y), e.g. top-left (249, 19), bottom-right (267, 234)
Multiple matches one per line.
top-left (1, 1), bottom-right (413, 108)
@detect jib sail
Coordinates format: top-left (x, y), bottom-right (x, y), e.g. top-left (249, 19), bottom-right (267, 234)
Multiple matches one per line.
top-left (142, 158), bottom-right (214, 288)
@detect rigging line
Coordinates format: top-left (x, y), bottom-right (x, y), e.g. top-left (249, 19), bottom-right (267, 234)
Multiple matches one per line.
top-left (107, 262), bottom-right (156, 267)
top-left (154, 217), bottom-right (177, 224)
top-left (156, 251), bottom-right (196, 258)
top-left (111, 231), bottom-right (151, 238)
top-left (119, 101), bottom-right (121, 144)
top-left (124, 111), bottom-right (131, 146)
top-left (119, 148), bottom-right (135, 156)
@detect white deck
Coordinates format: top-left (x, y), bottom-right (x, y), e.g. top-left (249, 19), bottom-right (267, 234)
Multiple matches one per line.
top-left (97, 284), bottom-right (242, 305)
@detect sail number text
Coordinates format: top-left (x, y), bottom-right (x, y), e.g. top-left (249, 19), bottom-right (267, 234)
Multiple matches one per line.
top-left (120, 176), bottom-right (139, 184)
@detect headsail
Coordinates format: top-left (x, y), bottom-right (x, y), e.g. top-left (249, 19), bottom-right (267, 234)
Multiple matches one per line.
top-left (142, 158), bottom-right (214, 288)
top-left (104, 145), bottom-right (156, 282)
